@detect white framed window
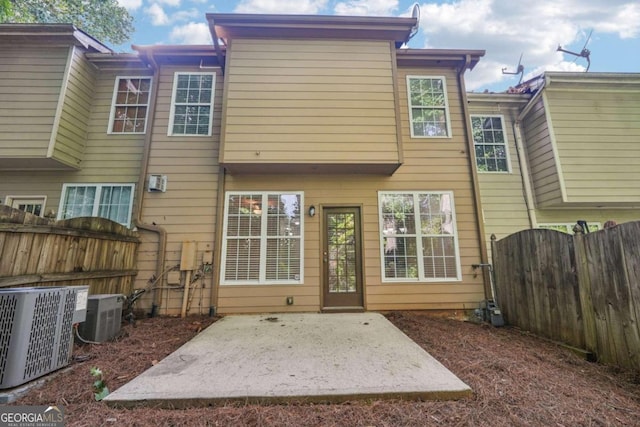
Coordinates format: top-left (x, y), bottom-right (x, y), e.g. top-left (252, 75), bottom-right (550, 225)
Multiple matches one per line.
top-left (538, 223), bottom-right (600, 234)
top-left (58, 184), bottom-right (134, 227)
top-left (5, 195), bottom-right (47, 216)
top-left (407, 76), bottom-right (452, 138)
top-left (221, 192), bottom-right (303, 285)
top-left (108, 77), bottom-right (152, 134)
top-left (379, 191), bottom-right (461, 282)
top-left (168, 72), bottom-right (215, 136)
top-left (471, 115), bottom-right (511, 173)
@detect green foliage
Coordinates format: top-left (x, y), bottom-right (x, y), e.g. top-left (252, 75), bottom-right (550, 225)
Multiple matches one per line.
top-left (90, 367), bottom-right (110, 401)
top-left (2, 0), bottom-right (134, 45)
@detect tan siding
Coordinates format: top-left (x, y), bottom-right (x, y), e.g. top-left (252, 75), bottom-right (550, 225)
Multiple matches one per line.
top-left (522, 98), bottom-right (562, 206)
top-left (468, 103), bottom-right (532, 257)
top-left (136, 65), bottom-right (223, 315)
top-left (217, 66), bottom-right (485, 314)
top-left (50, 47), bottom-right (97, 167)
top-left (222, 39), bottom-right (400, 166)
top-left (546, 89), bottom-right (640, 204)
top-left (0, 68), bottom-right (146, 219)
top-left (0, 45), bottom-right (67, 157)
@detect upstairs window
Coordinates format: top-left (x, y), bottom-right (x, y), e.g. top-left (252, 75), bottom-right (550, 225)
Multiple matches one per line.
top-left (407, 76), bottom-right (451, 138)
top-left (108, 77), bottom-right (151, 134)
top-left (221, 192), bottom-right (303, 285)
top-left (379, 191), bottom-right (461, 282)
top-left (471, 115), bottom-right (510, 172)
top-left (169, 72), bottom-right (215, 136)
top-left (58, 184), bottom-right (134, 227)
top-left (538, 223), bottom-right (600, 234)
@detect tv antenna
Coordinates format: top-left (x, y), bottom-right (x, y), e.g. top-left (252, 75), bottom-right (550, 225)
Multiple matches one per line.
top-left (502, 53), bottom-right (525, 84)
top-left (557, 29), bottom-right (592, 71)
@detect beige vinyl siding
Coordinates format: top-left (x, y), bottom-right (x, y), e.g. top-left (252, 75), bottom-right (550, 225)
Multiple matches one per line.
top-left (0, 45), bottom-right (67, 158)
top-left (217, 66), bottom-right (485, 314)
top-left (0, 68), bottom-right (146, 221)
top-left (221, 39), bottom-right (400, 166)
top-left (50, 47), bottom-right (97, 168)
top-left (545, 88), bottom-right (640, 204)
top-left (135, 65), bottom-right (223, 315)
top-left (468, 103), bottom-right (531, 256)
top-left (522, 97), bottom-right (563, 207)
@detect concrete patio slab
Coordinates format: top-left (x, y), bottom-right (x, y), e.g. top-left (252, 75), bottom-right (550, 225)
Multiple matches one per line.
top-left (104, 313), bottom-right (471, 407)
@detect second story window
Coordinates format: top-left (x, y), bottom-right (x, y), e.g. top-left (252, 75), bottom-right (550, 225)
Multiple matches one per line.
top-left (169, 72), bottom-right (215, 136)
top-left (471, 115), bottom-right (510, 172)
top-left (108, 77), bottom-right (151, 134)
top-left (407, 76), bottom-right (451, 138)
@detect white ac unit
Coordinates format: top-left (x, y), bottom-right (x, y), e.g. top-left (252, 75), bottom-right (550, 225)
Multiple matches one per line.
top-left (0, 286), bottom-right (88, 389)
top-left (78, 294), bottom-right (124, 343)
top-left (148, 174), bottom-right (167, 192)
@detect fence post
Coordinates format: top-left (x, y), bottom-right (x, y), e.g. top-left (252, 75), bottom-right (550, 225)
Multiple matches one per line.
top-left (574, 233), bottom-right (597, 355)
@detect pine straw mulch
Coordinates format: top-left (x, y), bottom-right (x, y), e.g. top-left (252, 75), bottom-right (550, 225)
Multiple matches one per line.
top-left (12, 311), bottom-right (640, 426)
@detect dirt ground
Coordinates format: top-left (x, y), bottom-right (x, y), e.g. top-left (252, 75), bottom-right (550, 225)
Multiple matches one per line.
top-left (12, 311), bottom-right (640, 426)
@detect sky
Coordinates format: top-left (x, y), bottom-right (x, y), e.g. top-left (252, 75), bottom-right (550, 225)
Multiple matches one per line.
top-left (114, 0), bottom-right (640, 92)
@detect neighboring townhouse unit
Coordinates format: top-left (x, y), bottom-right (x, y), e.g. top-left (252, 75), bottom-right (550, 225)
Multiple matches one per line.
top-left (1, 15), bottom-right (490, 315)
top-left (469, 72), bottom-right (640, 249)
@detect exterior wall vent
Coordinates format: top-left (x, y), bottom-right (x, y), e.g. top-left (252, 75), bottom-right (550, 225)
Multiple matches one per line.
top-left (0, 286), bottom-right (88, 389)
top-left (78, 294), bottom-right (124, 343)
top-left (148, 174), bottom-right (167, 192)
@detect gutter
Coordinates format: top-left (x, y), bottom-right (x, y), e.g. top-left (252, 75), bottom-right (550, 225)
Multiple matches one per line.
top-left (131, 45), bottom-right (167, 316)
top-left (457, 54), bottom-right (490, 301)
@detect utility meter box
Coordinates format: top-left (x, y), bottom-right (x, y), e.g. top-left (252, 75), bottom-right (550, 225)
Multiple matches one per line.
top-left (78, 294), bottom-right (124, 343)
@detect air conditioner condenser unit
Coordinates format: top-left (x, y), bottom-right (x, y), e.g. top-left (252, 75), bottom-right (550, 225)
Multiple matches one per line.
top-left (78, 294), bottom-right (124, 343)
top-left (0, 286), bottom-right (88, 389)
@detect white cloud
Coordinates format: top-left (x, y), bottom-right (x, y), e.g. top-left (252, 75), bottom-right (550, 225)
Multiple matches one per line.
top-left (234, 0), bottom-right (329, 14)
top-left (334, 0), bottom-right (398, 16)
top-left (117, 0), bottom-right (143, 11)
top-left (156, 0), bottom-right (182, 6)
top-left (147, 4), bottom-right (170, 26)
top-left (416, 0), bottom-right (640, 91)
top-left (173, 8), bottom-right (201, 22)
top-left (170, 22), bottom-right (212, 44)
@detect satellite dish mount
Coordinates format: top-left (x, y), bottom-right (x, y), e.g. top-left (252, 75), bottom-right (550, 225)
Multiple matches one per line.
top-left (502, 53), bottom-right (525, 84)
top-left (557, 29), bottom-right (592, 71)
top-left (405, 3), bottom-right (421, 44)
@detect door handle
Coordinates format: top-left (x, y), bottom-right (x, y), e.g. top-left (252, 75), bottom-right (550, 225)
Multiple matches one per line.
top-left (323, 251), bottom-right (328, 263)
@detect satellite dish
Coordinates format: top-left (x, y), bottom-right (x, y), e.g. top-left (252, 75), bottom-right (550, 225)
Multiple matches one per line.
top-left (407, 3), bottom-right (421, 43)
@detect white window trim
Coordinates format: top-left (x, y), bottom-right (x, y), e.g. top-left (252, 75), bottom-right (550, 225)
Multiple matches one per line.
top-left (470, 114), bottom-right (512, 174)
top-left (57, 183), bottom-right (135, 227)
top-left (220, 191), bottom-right (304, 285)
top-left (378, 191), bottom-right (462, 283)
top-left (538, 222), bottom-right (601, 234)
top-left (4, 195), bottom-right (47, 217)
top-left (406, 75), bottom-right (452, 139)
top-left (168, 71), bottom-right (216, 137)
top-left (107, 76), bottom-right (152, 134)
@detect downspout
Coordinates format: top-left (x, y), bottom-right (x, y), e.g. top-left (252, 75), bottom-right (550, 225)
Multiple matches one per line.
top-left (457, 54), bottom-right (490, 301)
top-left (513, 79), bottom-right (547, 229)
top-left (209, 167), bottom-right (226, 316)
top-left (132, 45), bottom-right (167, 316)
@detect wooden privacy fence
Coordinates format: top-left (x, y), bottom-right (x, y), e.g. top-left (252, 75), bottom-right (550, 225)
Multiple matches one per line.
top-left (0, 206), bottom-right (139, 295)
top-left (492, 221), bottom-right (640, 371)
